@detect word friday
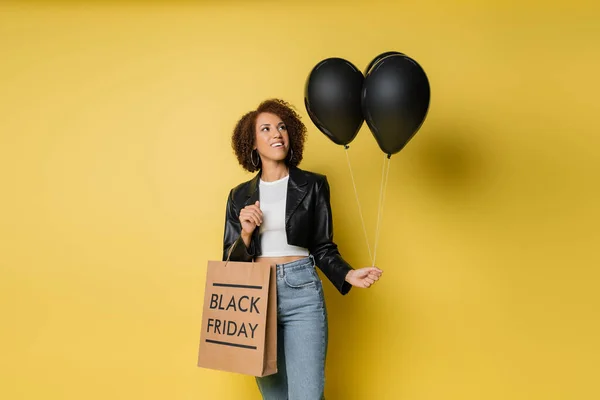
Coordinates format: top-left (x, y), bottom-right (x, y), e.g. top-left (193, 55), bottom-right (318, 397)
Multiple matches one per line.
top-left (206, 318), bottom-right (258, 339)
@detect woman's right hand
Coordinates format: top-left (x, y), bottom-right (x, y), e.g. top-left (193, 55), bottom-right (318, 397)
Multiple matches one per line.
top-left (239, 201), bottom-right (263, 243)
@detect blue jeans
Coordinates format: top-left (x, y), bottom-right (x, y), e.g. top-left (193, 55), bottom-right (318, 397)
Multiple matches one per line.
top-left (256, 255), bottom-right (328, 400)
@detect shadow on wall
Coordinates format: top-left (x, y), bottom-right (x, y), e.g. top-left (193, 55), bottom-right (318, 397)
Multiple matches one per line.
top-left (320, 118), bottom-right (497, 397)
top-left (408, 119), bottom-right (495, 204)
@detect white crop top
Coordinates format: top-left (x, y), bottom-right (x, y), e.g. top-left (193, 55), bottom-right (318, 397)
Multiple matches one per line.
top-left (259, 175), bottom-right (310, 257)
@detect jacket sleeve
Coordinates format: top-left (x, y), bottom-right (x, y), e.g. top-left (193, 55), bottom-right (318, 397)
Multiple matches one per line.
top-left (222, 189), bottom-right (255, 262)
top-left (310, 176), bottom-right (354, 295)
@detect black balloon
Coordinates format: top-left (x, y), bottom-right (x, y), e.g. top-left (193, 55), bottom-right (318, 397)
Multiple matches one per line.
top-left (304, 58), bottom-right (364, 146)
top-left (364, 51), bottom-right (404, 75)
top-left (362, 54), bottom-right (430, 156)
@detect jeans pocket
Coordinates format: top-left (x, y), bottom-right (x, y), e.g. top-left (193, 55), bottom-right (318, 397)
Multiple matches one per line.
top-left (283, 267), bottom-right (318, 289)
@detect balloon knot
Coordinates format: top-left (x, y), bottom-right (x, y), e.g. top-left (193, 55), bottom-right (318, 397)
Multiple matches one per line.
top-left (387, 154), bottom-right (391, 159)
top-left (344, 145), bottom-right (350, 150)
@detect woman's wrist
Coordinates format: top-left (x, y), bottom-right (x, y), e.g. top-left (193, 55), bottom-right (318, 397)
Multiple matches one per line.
top-left (344, 270), bottom-right (353, 283)
top-left (241, 231), bottom-right (252, 247)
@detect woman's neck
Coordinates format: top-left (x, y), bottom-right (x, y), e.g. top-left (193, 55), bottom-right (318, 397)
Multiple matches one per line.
top-left (260, 161), bottom-right (289, 182)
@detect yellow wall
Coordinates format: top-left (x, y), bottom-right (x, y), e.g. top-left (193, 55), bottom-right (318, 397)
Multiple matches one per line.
top-left (1, 1), bottom-right (598, 399)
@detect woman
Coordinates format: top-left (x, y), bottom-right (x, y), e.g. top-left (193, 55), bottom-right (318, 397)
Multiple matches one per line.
top-left (223, 98), bottom-right (383, 399)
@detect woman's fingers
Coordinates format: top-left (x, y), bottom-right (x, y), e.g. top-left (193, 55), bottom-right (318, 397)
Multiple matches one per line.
top-left (358, 267), bottom-right (383, 278)
top-left (238, 202), bottom-right (264, 235)
top-left (246, 204), bottom-right (263, 216)
top-left (240, 208), bottom-right (263, 225)
top-left (247, 205), bottom-right (263, 219)
top-left (367, 267), bottom-right (383, 277)
top-left (368, 272), bottom-right (380, 281)
top-left (239, 215), bottom-right (257, 228)
top-left (241, 212), bottom-right (260, 227)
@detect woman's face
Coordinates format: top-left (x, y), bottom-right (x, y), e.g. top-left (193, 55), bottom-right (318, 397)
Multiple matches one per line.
top-left (254, 112), bottom-right (290, 164)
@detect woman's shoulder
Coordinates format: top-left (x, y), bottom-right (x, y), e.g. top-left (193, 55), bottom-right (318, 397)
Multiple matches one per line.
top-left (229, 177), bottom-right (254, 193)
top-left (291, 166), bottom-right (328, 186)
top-left (226, 167), bottom-right (330, 203)
top-left (226, 173), bottom-right (258, 204)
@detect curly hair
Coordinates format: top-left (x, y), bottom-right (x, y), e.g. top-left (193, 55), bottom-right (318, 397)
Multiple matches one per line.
top-left (231, 99), bottom-right (307, 173)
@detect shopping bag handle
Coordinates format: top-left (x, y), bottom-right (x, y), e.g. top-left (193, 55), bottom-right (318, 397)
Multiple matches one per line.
top-left (224, 239), bottom-right (254, 267)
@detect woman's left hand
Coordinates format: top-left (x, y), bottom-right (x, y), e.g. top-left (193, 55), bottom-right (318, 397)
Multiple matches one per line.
top-left (345, 267), bottom-right (383, 289)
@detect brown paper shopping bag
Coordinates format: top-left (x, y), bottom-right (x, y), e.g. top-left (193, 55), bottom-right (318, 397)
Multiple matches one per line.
top-left (197, 259), bottom-right (277, 377)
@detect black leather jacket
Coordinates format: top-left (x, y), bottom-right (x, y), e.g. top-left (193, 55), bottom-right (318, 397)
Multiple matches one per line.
top-left (222, 166), bottom-right (354, 295)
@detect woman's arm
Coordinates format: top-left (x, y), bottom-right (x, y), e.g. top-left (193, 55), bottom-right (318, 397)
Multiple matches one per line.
top-left (222, 189), bottom-right (255, 262)
top-left (310, 176), bottom-right (354, 295)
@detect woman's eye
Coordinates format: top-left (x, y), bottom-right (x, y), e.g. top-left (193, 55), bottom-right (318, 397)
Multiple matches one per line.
top-left (279, 125), bottom-right (287, 131)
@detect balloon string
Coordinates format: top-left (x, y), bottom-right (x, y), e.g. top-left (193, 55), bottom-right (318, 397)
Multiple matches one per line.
top-left (372, 154), bottom-right (392, 267)
top-left (344, 146), bottom-right (373, 265)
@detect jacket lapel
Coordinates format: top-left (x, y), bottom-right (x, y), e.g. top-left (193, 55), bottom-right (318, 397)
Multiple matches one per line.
top-left (285, 167), bottom-right (308, 224)
top-left (244, 172), bottom-right (260, 206)
top-left (244, 167), bottom-right (308, 224)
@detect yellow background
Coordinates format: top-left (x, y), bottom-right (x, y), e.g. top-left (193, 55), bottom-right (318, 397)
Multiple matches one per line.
top-left (1, 1), bottom-right (598, 399)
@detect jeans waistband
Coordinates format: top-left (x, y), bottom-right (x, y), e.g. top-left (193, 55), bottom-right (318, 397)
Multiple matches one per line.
top-left (276, 254), bottom-right (315, 269)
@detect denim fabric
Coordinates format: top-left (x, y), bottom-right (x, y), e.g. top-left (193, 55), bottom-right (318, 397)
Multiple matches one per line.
top-left (256, 255), bottom-right (328, 400)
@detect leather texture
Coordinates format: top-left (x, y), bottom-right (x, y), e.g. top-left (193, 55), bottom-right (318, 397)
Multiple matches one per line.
top-left (223, 166), bottom-right (353, 295)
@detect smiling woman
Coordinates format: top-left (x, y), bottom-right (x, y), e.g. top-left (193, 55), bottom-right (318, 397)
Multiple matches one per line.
top-left (255, 114), bottom-right (292, 175)
top-left (231, 99), bottom-right (307, 175)
top-left (223, 98), bottom-right (383, 399)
